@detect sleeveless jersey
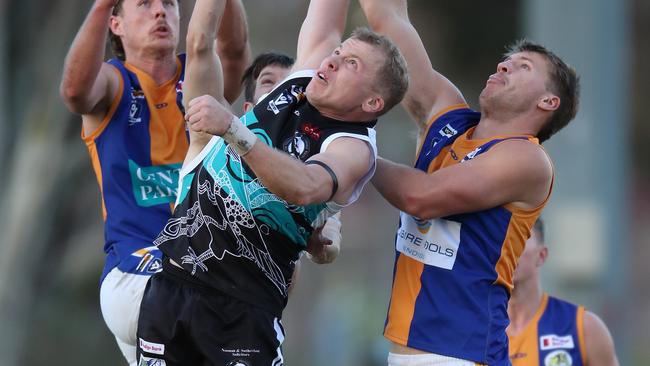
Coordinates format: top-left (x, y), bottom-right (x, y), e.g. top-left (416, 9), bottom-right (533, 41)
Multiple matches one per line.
top-left (83, 55), bottom-right (187, 283)
top-left (384, 105), bottom-right (552, 365)
top-left (509, 294), bottom-right (587, 366)
top-left (155, 70), bottom-right (377, 316)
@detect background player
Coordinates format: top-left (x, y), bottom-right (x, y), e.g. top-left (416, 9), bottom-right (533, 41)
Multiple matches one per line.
top-left (508, 218), bottom-right (620, 366)
top-left (59, 0), bottom-right (249, 364)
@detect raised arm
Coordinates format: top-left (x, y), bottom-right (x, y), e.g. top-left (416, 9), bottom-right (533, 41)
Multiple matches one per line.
top-left (293, 0), bottom-right (350, 71)
top-left (217, 0), bottom-right (251, 104)
top-left (183, 0), bottom-right (228, 159)
top-left (60, 0), bottom-right (120, 119)
top-left (359, 0), bottom-right (465, 128)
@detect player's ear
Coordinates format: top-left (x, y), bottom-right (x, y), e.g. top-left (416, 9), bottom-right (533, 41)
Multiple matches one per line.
top-left (243, 101), bottom-right (254, 113)
top-left (362, 96), bottom-right (384, 114)
top-left (538, 94), bottom-right (560, 112)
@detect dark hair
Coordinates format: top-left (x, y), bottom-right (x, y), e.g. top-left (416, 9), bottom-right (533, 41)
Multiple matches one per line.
top-left (506, 40), bottom-right (581, 142)
top-left (350, 27), bottom-right (409, 116)
top-left (532, 217), bottom-right (545, 243)
top-left (108, 0), bottom-right (181, 61)
top-left (241, 52), bottom-right (294, 103)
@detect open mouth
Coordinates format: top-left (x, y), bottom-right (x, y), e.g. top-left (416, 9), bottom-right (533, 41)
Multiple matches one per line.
top-left (316, 71), bottom-right (328, 84)
top-left (152, 24), bottom-right (170, 36)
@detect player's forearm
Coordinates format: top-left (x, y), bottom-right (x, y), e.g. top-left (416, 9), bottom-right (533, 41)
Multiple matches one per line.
top-left (296, 0), bottom-right (349, 68)
top-left (218, 0), bottom-right (251, 104)
top-left (243, 142), bottom-right (332, 206)
top-left (186, 0), bottom-right (225, 58)
top-left (359, 0), bottom-right (407, 30)
top-left (60, 2), bottom-right (113, 111)
top-left (372, 157), bottom-right (434, 217)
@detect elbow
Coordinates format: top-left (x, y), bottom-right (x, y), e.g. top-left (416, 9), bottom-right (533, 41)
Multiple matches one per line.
top-left (284, 186), bottom-right (319, 206)
top-left (186, 29), bottom-right (213, 57)
top-left (60, 83), bottom-right (88, 114)
top-left (401, 191), bottom-right (437, 220)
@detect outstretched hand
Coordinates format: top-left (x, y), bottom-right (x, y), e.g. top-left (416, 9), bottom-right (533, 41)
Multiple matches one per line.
top-left (185, 95), bottom-right (233, 136)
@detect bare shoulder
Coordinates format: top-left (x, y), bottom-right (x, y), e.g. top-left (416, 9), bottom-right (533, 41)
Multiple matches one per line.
top-left (583, 310), bottom-right (619, 366)
top-left (492, 139), bottom-right (552, 175)
top-left (484, 139), bottom-right (553, 208)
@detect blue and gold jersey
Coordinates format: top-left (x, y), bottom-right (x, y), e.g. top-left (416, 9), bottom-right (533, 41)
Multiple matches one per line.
top-left (155, 70), bottom-right (377, 316)
top-left (384, 106), bottom-right (552, 365)
top-left (83, 56), bottom-right (187, 282)
top-left (509, 294), bottom-right (587, 366)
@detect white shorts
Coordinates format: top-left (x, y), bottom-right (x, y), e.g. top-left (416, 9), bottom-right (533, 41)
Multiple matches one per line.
top-left (100, 267), bottom-right (152, 366)
top-left (387, 352), bottom-right (479, 366)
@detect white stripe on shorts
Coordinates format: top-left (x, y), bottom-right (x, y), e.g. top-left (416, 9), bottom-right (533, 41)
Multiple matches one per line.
top-left (271, 318), bottom-right (285, 366)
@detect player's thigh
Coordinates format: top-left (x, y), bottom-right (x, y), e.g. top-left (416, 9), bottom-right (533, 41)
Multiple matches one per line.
top-left (193, 292), bottom-right (286, 366)
top-left (136, 271), bottom-right (202, 366)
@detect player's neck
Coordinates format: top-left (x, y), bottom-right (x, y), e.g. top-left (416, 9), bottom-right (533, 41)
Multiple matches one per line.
top-left (474, 107), bottom-right (539, 140)
top-left (507, 278), bottom-right (544, 336)
top-left (473, 116), bottom-right (536, 140)
top-left (124, 50), bottom-right (178, 86)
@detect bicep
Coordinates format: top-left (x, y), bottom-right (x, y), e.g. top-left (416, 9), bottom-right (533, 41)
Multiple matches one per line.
top-left (87, 63), bottom-right (120, 116)
top-left (66, 63), bottom-right (119, 116)
top-left (307, 137), bottom-right (373, 203)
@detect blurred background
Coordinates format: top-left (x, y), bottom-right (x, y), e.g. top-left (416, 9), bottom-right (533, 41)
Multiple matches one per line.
top-left (1, 0), bottom-right (648, 365)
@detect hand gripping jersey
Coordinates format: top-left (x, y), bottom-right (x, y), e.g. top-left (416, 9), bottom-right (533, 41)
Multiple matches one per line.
top-left (155, 70), bottom-right (377, 317)
top-left (509, 294), bottom-right (587, 366)
top-left (83, 55), bottom-right (187, 283)
top-left (384, 105), bottom-right (552, 365)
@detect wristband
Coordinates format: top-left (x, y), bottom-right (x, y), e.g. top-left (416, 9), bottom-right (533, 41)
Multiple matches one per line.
top-left (223, 115), bottom-right (257, 156)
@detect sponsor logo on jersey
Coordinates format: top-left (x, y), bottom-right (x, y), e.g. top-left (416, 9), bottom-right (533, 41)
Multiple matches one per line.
top-left (282, 132), bottom-right (311, 161)
top-left (425, 137), bottom-right (441, 156)
top-left (128, 160), bottom-right (182, 207)
top-left (226, 361), bottom-right (250, 366)
top-left (544, 350), bottom-right (573, 366)
top-left (267, 84), bottom-right (305, 115)
top-left (139, 355), bottom-right (166, 366)
top-left (540, 334), bottom-right (575, 350)
top-left (129, 88), bottom-right (146, 126)
top-left (139, 338), bottom-right (165, 355)
top-left (396, 213), bottom-right (461, 270)
top-left (132, 246), bottom-right (163, 273)
top-left (460, 147), bottom-right (482, 163)
top-left (439, 123), bottom-right (458, 138)
top-left (449, 148), bottom-right (459, 160)
top-left (413, 217), bottom-right (432, 234)
top-left (300, 122), bottom-right (321, 141)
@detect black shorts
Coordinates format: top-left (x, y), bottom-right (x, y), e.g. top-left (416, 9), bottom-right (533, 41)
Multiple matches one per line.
top-left (136, 259), bottom-right (285, 366)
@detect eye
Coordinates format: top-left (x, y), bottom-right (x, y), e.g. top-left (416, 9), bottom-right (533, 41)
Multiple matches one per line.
top-left (333, 49), bottom-right (341, 56)
top-left (346, 58), bottom-right (357, 68)
top-left (138, 0), bottom-right (149, 6)
top-left (164, 0), bottom-right (175, 6)
top-left (260, 78), bottom-right (274, 86)
top-left (521, 63), bottom-right (531, 70)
